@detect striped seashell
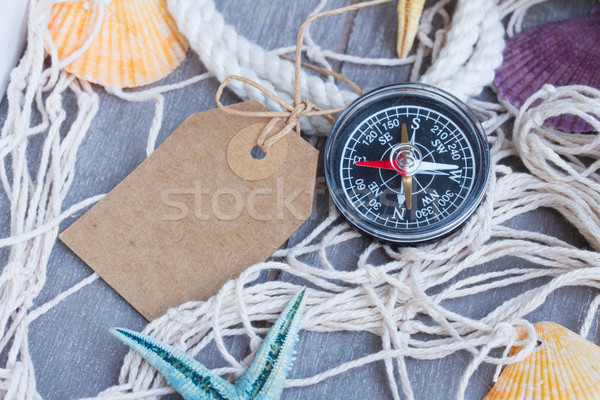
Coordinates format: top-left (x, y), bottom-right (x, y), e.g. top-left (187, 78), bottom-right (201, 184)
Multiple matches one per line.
top-left (484, 321), bottom-right (600, 399)
top-left (48, 0), bottom-right (188, 88)
top-left (494, 9), bottom-right (600, 132)
top-left (396, 0), bottom-right (426, 58)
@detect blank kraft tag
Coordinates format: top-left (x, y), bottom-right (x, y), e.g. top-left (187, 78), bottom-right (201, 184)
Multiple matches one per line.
top-left (60, 100), bottom-right (318, 321)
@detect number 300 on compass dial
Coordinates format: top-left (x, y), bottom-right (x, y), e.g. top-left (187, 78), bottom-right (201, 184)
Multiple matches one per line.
top-left (325, 83), bottom-right (490, 244)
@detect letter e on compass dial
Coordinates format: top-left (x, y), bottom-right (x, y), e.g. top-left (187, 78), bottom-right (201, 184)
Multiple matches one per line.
top-left (325, 83), bottom-right (490, 244)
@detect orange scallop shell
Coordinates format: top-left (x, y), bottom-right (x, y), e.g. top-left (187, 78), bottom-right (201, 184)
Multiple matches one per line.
top-left (48, 0), bottom-right (188, 87)
top-left (484, 321), bottom-right (600, 400)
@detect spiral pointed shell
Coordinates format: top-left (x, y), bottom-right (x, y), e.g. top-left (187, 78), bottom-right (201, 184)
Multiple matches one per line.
top-left (396, 0), bottom-right (425, 58)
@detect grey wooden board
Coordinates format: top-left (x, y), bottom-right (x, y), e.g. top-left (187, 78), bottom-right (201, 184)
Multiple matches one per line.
top-left (0, 0), bottom-right (598, 399)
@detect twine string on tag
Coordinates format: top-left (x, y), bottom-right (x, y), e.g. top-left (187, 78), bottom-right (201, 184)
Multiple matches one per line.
top-left (215, 75), bottom-right (341, 150)
top-left (215, 0), bottom-right (391, 151)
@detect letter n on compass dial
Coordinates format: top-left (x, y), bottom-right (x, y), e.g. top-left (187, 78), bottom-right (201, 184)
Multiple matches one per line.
top-left (325, 84), bottom-right (490, 244)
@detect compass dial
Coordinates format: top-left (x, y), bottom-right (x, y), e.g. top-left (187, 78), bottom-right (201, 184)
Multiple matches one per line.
top-left (325, 83), bottom-right (489, 244)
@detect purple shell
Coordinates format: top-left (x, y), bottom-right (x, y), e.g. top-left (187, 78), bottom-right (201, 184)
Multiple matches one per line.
top-left (494, 9), bottom-right (600, 132)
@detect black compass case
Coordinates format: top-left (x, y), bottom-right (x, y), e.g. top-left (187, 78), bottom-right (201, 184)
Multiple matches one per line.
top-left (324, 83), bottom-right (490, 244)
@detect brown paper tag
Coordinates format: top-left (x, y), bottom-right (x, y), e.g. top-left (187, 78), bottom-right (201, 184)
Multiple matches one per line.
top-left (60, 101), bottom-right (318, 320)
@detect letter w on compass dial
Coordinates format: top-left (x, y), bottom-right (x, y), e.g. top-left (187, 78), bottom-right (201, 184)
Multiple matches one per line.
top-left (325, 84), bottom-right (489, 244)
top-left (342, 108), bottom-right (474, 228)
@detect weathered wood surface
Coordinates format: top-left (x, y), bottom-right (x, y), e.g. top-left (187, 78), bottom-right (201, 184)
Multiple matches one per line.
top-left (0, 0), bottom-right (598, 399)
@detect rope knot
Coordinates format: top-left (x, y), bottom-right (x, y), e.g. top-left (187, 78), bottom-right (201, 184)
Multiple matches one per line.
top-left (362, 265), bottom-right (386, 285)
top-left (214, 4), bottom-right (370, 153)
top-left (255, 98), bottom-right (318, 150)
top-left (541, 83), bottom-right (557, 96)
top-left (288, 98), bottom-right (315, 124)
top-left (0, 262), bottom-right (33, 289)
top-left (215, 75), bottom-right (345, 152)
top-left (492, 322), bottom-right (517, 342)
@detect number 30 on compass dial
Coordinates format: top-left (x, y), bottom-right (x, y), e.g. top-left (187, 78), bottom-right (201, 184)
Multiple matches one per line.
top-left (325, 83), bottom-right (490, 244)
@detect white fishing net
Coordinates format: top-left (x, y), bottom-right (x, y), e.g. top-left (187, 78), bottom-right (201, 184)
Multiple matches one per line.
top-left (1, 0), bottom-right (599, 399)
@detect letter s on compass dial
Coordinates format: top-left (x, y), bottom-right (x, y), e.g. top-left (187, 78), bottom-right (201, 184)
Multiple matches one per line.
top-left (325, 83), bottom-right (490, 244)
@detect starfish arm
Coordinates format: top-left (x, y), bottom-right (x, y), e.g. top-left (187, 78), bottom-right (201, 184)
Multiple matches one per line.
top-left (111, 328), bottom-right (239, 400)
top-left (235, 289), bottom-right (307, 400)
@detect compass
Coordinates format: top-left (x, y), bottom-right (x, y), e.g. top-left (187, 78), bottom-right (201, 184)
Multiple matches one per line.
top-left (324, 83), bottom-right (489, 244)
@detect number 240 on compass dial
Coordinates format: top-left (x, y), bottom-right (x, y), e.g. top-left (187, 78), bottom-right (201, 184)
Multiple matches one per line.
top-left (325, 83), bottom-right (490, 244)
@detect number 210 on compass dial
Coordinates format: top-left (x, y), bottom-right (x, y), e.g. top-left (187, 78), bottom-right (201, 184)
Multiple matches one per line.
top-left (325, 83), bottom-right (490, 244)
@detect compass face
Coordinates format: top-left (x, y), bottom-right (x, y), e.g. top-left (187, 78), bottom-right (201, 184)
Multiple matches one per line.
top-left (325, 83), bottom-right (489, 244)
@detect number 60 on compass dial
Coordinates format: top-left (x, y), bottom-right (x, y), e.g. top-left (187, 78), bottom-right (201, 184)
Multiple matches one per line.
top-left (324, 83), bottom-right (490, 244)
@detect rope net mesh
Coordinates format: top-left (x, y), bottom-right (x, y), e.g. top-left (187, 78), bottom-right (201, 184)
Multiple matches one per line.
top-left (1, 0), bottom-right (600, 399)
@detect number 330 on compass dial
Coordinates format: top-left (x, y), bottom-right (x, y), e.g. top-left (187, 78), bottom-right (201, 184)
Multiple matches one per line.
top-left (325, 83), bottom-right (490, 244)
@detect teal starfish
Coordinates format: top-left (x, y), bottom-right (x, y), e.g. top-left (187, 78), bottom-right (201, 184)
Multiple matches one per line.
top-left (111, 288), bottom-right (306, 400)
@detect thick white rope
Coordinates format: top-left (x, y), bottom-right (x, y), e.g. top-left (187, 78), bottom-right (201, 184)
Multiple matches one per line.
top-left (2, 0), bottom-right (600, 399)
top-left (167, 0), bottom-right (505, 128)
top-left (420, 0), bottom-right (505, 100)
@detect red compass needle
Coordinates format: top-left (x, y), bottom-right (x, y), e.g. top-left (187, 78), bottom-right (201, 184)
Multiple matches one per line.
top-left (354, 159), bottom-right (398, 171)
top-left (354, 123), bottom-right (414, 209)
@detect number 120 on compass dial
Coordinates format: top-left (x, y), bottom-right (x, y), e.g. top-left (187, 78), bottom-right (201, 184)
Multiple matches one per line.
top-left (325, 83), bottom-right (490, 244)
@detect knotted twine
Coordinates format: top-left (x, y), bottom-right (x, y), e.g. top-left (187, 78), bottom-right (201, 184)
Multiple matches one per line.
top-left (2, 1), bottom-right (600, 400)
top-left (214, 0), bottom-right (386, 151)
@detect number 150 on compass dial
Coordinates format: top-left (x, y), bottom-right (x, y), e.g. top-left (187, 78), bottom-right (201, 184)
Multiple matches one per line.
top-left (325, 83), bottom-right (490, 244)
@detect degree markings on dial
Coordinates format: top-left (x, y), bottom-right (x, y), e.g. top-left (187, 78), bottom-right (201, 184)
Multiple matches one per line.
top-left (353, 172), bottom-right (400, 205)
top-left (339, 105), bottom-right (476, 228)
top-left (373, 120), bottom-right (384, 136)
top-left (444, 127), bottom-right (459, 145)
top-left (430, 198), bottom-right (445, 221)
top-left (348, 132), bottom-right (467, 217)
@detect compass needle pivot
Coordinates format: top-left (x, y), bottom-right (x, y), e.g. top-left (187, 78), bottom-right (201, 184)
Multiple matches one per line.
top-left (326, 84), bottom-right (490, 244)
